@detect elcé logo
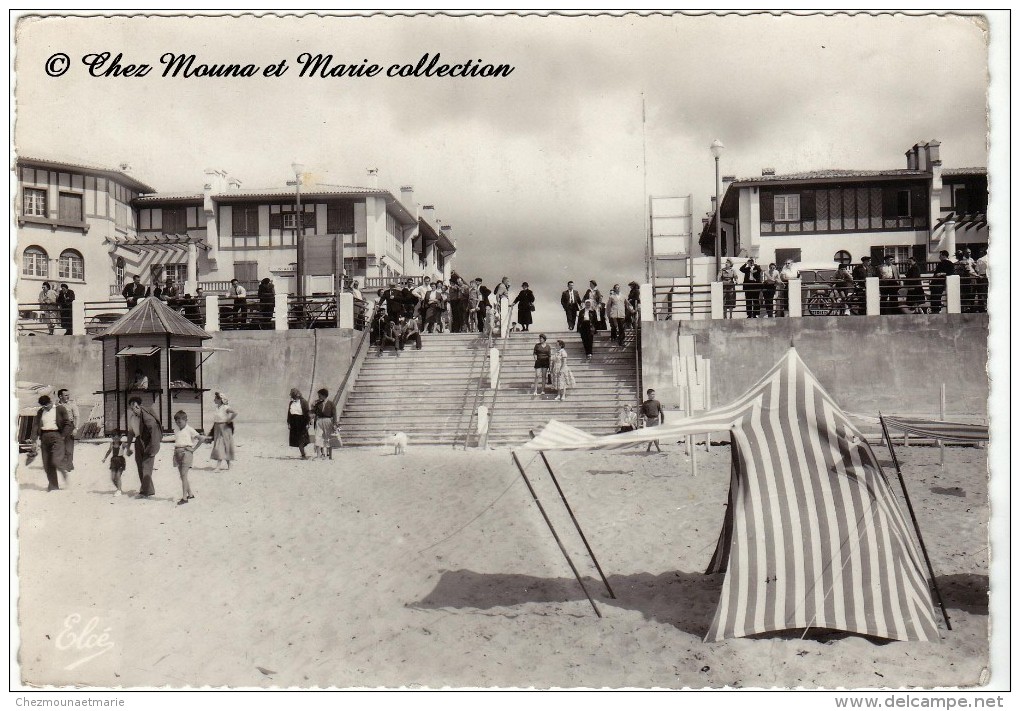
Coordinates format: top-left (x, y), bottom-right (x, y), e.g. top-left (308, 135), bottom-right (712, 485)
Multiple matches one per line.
top-left (54, 614), bottom-right (115, 670)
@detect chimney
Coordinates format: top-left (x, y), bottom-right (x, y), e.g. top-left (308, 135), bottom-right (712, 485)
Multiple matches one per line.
top-left (722, 175), bottom-right (736, 183)
top-left (924, 139), bottom-right (941, 167)
top-left (227, 177), bottom-right (242, 191)
top-left (366, 168), bottom-right (379, 188)
top-left (400, 185), bottom-right (415, 212)
top-left (422, 205), bottom-right (435, 225)
top-left (119, 162), bottom-right (132, 173)
top-left (905, 148), bottom-right (917, 170)
top-left (915, 142), bottom-right (928, 171)
top-left (203, 168), bottom-right (230, 194)
top-left (761, 168), bottom-right (775, 177)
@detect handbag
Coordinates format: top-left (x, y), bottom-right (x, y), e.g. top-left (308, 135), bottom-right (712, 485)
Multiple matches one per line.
top-left (530, 303), bottom-right (535, 312)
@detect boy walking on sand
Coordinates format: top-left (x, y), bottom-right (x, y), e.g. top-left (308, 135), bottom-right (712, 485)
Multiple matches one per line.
top-left (173, 411), bottom-right (204, 505)
top-left (641, 389), bottom-right (665, 453)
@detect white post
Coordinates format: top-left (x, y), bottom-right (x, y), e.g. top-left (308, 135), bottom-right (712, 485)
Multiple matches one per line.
top-left (274, 292), bottom-right (289, 330)
top-left (187, 242), bottom-right (198, 294)
top-left (204, 294), bottom-right (220, 332)
top-left (640, 283), bottom-right (653, 322)
top-left (865, 277), bottom-right (881, 316)
top-left (337, 292), bottom-right (354, 329)
top-left (710, 282), bottom-right (724, 320)
top-left (489, 347), bottom-right (500, 389)
top-left (787, 279), bottom-right (802, 318)
top-left (476, 405), bottom-right (489, 434)
top-left (71, 298), bottom-right (85, 335)
top-left (946, 275), bottom-right (962, 314)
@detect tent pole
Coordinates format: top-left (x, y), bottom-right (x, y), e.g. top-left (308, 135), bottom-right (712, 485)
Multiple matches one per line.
top-left (686, 362), bottom-right (697, 477)
top-left (530, 432), bottom-right (616, 599)
top-left (879, 414), bottom-right (951, 630)
top-left (510, 451), bottom-right (602, 618)
top-left (939, 384), bottom-right (946, 470)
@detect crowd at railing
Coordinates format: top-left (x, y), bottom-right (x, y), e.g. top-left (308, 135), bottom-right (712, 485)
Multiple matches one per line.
top-left (653, 249), bottom-right (989, 321)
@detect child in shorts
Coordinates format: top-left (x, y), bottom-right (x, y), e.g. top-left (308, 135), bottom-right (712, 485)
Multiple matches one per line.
top-left (101, 432), bottom-right (127, 496)
top-left (173, 411), bottom-right (204, 505)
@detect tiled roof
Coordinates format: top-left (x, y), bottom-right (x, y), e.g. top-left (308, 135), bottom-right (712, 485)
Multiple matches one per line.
top-left (95, 297), bottom-right (210, 339)
top-left (211, 184), bottom-right (389, 199)
top-left (17, 155), bottom-right (157, 193)
top-left (134, 192), bottom-right (204, 203)
top-left (942, 167), bottom-right (987, 176)
top-left (732, 168), bottom-right (929, 184)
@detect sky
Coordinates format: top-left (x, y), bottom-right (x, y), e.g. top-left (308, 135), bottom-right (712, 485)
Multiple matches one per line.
top-left (13, 11), bottom-right (995, 330)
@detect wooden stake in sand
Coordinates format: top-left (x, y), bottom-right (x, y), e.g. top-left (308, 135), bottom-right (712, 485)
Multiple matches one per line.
top-left (685, 361), bottom-right (697, 478)
top-left (510, 451), bottom-right (602, 618)
top-left (939, 383), bottom-right (946, 471)
top-left (879, 413), bottom-right (951, 630)
top-left (529, 432), bottom-right (616, 600)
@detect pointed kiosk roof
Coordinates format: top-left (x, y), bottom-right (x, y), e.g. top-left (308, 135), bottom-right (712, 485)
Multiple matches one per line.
top-left (94, 297), bottom-right (211, 340)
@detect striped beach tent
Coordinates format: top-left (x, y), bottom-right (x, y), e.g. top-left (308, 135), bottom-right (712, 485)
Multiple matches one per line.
top-left (523, 348), bottom-right (940, 642)
top-left (881, 416), bottom-right (988, 444)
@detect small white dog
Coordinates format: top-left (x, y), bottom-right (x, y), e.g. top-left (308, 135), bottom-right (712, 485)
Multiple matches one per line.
top-left (391, 431), bottom-right (409, 455)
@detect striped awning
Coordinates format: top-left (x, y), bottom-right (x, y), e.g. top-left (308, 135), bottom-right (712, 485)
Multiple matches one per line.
top-left (523, 349), bottom-right (940, 643)
top-left (882, 416), bottom-right (988, 443)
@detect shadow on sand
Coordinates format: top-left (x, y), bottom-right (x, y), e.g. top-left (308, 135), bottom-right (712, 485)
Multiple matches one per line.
top-left (410, 569), bottom-right (989, 639)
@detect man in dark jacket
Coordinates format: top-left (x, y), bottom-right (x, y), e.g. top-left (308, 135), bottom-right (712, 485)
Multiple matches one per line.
top-left (125, 396), bottom-right (162, 498)
top-left (560, 281), bottom-right (581, 330)
top-left (477, 281), bottom-right (492, 333)
top-left (739, 259), bottom-right (763, 318)
top-left (930, 250), bottom-right (955, 313)
top-left (30, 394), bottom-right (71, 491)
top-left (57, 283), bottom-right (76, 334)
top-left (122, 274), bottom-right (149, 308)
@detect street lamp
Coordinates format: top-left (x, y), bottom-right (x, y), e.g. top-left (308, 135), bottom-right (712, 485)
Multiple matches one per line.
top-left (710, 139), bottom-right (725, 275)
top-left (288, 162), bottom-right (305, 298)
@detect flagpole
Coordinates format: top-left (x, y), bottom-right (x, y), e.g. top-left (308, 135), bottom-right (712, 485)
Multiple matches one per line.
top-left (510, 451), bottom-right (602, 618)
top-left (879, 413), bottom-right (951, 630)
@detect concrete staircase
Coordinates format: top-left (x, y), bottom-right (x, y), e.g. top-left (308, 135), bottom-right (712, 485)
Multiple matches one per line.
top-left (337, 332), bottom-right (492, 447)
top-left (337, 329), bottom-right (640, 447)
top-left (483, 330), bottom-right (640, 446)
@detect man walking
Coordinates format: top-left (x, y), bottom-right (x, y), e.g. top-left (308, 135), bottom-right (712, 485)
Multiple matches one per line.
top-left (125, 396), bottom-right (162, 498)
top-left (56, 388), bottom-right (80, 473)
top-left (30, 394), bottom-right (70, 491)
top-left (561, 280), bottom-right (581, 330)
top-left (607, 284), bottom-right (628, 346)
top-left (230, 278), bottom-right (247, 326)
top-left (641, 388), bottom-right (665, 453)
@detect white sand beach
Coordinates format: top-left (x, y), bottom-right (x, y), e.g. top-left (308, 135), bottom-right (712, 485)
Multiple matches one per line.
top-left (15, 427), bottom-right (989, 689)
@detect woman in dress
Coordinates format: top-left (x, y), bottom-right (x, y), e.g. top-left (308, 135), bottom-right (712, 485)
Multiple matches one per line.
top-left (287, 388), bottom-right (311, 459)
top-left (311, 387), bottom-right (337, 459)
top-left (210, 391), bottom-right (237, 470)
top-left (718, 259), bottom-right (738, 319)
top-left (550, 339), bottom-right (576, 402)
top-left (512, 282), bottom-right (535, 332)
top-left (492, 276), bottom-right (512, 337)
top-left (38, 281), bottom-right (58, 335)
top-left (532, 333), bottom-right (552, 397)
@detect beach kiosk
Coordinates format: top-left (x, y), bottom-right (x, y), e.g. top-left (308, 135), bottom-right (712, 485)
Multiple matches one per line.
top-left (94, 297), bottom-right (225, 434)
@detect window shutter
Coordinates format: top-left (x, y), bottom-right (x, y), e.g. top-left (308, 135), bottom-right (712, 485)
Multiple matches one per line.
top-left (910, 185), bottom-right (927, 220)
top-left (269, 212), bottom-right (283, 229)
top-left (800, 191), bottom-right (815, 220)
top-left (881, 187), bottom-right (898, 219)
top-left (339, 201), bottom-right (355, 233)
top-left (302, 212), bottom-right (316, 229)
top-left (759, 191), bottom-right (774, 221)
top-left (870, 245), bottom-right (885, 263)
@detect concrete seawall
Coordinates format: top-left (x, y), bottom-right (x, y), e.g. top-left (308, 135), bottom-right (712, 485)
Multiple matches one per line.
top-left (15, 329), bottom-right (358, 427)
top-left (640, 314), bottom-right (989, 418)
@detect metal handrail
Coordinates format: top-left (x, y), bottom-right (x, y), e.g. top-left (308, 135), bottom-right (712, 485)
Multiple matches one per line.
top-left (331, 302), bottom-right (376, 418)
top-left (479, 302), bottom-right (513, 448)
top-left (455, 336), bottom-right (491, 450)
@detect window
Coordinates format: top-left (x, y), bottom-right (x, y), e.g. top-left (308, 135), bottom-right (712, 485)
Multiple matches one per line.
top-left (774, 248), bottom-right (802, 265)
top-left (833, 250), bottom-right (852, 265)
top-left (162, 263), bottom-right (188, 286)
top-left (283, 213), bottom-right (298, 230)
top-left (896, 190), bottom-right (911, 217)
top-left (880, 245), bottom-right (912, 263)
top-left (58, 192), bottom-right (83, 223)
top-left (58, 250), bottom-right (84, 280)
top-left (162, 208), bottom-right (187, 234)
top-left (233, 205), bottom-right (259, 236)
top-left (22, 246), bottom-right (49, 277)
top-left (115, 256), bottom-right (125, 292)
top-left (23, 188), bottom-right (47, 217)
top-left (774, 194), bottom-right (800, 221)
